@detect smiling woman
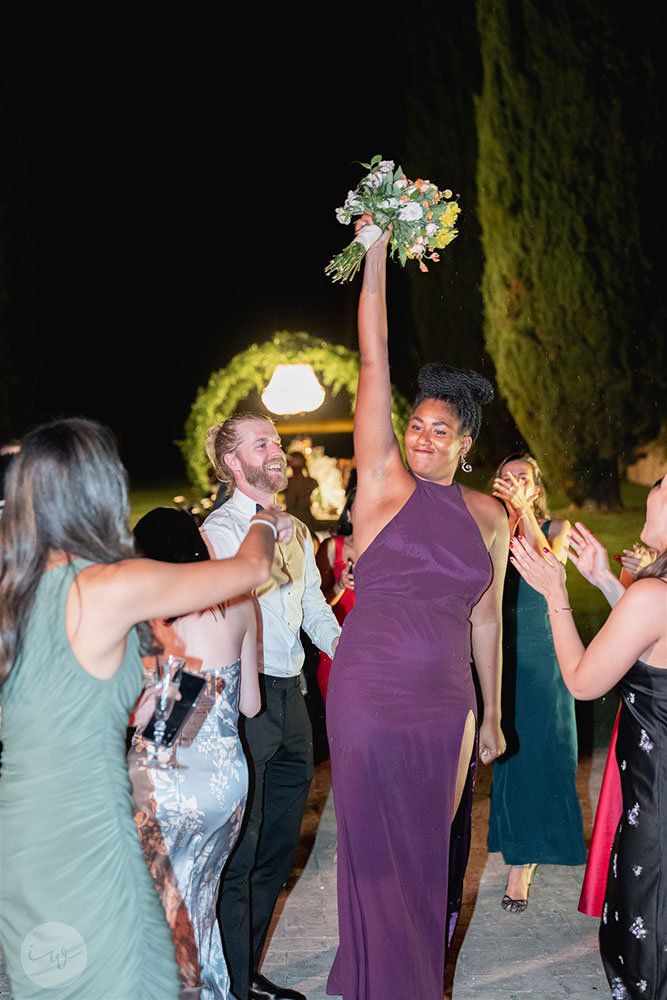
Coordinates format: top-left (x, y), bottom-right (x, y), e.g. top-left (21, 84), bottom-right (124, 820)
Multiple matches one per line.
top-left (325, 225), bottom-right (509, 1000)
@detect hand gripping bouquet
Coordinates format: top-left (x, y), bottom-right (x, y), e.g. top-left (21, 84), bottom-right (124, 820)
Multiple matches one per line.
top-left (325, 155), bottom-right (461, 283)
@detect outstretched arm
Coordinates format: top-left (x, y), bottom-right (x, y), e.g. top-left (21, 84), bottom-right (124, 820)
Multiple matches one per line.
top-left (509, 535), bottom-right (667, 699)
top-left (353, 222), bottom-right (407, 486)
top-left (68, 509), bottom-right (293, 680)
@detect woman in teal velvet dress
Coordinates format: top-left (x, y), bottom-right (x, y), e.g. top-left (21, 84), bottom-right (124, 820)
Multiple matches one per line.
top-left (0, 418), bottom-right (290, 1000)
top-left (487, 454), bottom-right (586, 911)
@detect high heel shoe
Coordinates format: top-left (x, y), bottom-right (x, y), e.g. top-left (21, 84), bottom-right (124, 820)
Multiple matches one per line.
top-left (501, 863), bottom-right (537, 913)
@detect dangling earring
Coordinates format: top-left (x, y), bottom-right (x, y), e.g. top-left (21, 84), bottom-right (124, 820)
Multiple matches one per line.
top-left (460, 453), bottom-right (473, 473)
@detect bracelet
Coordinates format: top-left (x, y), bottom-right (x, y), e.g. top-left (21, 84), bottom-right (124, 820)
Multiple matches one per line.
top-left (548, 606), bottom-right (572, 616)
top-left (249, 517), bottom-right (278, 540)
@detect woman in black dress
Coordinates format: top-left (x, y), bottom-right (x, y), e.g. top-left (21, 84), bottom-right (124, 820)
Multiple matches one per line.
top-left (510, 476), bottom-right (667, 999)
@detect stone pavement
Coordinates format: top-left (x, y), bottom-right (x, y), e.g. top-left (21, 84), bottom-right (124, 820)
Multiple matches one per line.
top-left (1, 751), bottom-right (610, 999)
top-left (261, 751), bottom-right (610, 999)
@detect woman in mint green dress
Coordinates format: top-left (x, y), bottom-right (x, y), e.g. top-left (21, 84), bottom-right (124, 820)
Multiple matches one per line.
top-left (0, 418), bottom-right (290, 1000)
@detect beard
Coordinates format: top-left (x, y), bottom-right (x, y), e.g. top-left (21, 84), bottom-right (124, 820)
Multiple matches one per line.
top-left (238, 456), bottom-right (288, 494)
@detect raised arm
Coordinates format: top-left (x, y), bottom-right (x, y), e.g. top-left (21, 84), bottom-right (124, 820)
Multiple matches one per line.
top-left (509, 535), bottom-right (667, 699)
top-left (493, 470), bottom-right (569, 562)
top-left (566, 522), bottom-right (626, 608)
top-left (353, 223), bottom-right (409, 487)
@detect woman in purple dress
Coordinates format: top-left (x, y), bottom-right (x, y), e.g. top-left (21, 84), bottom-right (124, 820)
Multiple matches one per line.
top-left (325, 225), bottom-right (509, 1000)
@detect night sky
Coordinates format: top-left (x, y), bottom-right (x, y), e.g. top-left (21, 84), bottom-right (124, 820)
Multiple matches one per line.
top-left (1, 17), bottom-right (418, 482)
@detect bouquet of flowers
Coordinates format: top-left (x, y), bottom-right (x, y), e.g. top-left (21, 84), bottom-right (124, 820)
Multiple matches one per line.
top-left (325, 155), bottom-right (460, 283)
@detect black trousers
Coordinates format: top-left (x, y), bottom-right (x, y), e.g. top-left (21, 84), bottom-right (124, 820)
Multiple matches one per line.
top-left (219, 674), bottom-right (314, 1000)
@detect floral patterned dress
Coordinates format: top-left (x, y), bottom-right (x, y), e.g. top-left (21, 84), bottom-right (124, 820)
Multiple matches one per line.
top-left (128, 611), bottom-right (249, 1000)
top-left (600, 659), bottom-right (667, 999)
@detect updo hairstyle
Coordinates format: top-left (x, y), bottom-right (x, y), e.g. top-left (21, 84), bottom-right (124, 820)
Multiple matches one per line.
top-left (413, 363), bottom-right (494, 442)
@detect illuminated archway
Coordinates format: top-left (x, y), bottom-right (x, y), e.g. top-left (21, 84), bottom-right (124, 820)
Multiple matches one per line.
top-left (179, 330), bottom-right (412, 495)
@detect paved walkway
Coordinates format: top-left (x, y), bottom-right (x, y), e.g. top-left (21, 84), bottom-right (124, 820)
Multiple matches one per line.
top-left (261, 751), bottom-right (609, 999)
top-left (1, 751), bottom-right (610, 999)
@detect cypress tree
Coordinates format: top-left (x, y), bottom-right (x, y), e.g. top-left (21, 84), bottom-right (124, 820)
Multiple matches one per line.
top-left (476, 0), bottom-right (666, 506)
top-left (403, 1), bottom-right (525, 467)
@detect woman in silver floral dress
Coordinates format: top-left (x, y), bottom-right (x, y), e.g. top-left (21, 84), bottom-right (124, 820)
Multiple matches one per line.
top-left (128, 508), bottom-right (261, 1000)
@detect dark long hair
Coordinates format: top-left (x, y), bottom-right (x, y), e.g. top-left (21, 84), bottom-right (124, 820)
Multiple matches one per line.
top-left (134, 507), bottom-right (209, 565)
top-left (0, 418), bottom-right (137, 686)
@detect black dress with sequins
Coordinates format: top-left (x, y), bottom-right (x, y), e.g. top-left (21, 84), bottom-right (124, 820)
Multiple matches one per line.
top-left (600, 660), bottom-right (667, 999)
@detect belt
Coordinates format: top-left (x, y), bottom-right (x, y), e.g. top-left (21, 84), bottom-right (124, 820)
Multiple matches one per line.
top-left (261, 674), bottom-right (302, 689)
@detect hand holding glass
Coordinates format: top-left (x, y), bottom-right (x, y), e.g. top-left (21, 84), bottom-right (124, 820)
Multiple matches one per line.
top-left (142, 654), bottom-right (185, 768)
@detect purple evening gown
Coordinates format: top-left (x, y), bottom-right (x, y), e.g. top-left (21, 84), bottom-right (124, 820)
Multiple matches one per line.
top-left (326, 477), bottom-right (492, 1000)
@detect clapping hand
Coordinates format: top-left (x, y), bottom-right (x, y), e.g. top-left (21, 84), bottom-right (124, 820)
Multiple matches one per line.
top-left (565, 522), bottom-right (610, 587)
top-left (509, 534), bottom-right (567, 600)
top-left (616, 544), bottom-right (655, 578)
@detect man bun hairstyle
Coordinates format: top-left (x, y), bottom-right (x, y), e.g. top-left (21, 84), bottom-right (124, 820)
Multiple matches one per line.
top-left (413, 363), bottom-right (494, 442)
top-left (206, 411), bottom-right (275, 489)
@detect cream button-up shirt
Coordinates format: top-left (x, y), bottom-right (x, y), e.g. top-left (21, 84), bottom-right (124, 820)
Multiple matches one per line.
top-left (201, 488), bottom-right (340, 678)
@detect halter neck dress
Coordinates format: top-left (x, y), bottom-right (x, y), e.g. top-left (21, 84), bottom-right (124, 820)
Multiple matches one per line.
top-left (325, 477), bottom-right (492, 1000)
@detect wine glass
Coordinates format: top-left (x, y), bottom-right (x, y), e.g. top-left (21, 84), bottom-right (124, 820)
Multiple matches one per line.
top-left (141, 654), bottom-right (185, 769)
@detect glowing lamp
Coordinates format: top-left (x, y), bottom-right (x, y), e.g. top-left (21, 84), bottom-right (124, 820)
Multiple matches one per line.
top-left (261, 364), bottom-right (326, 415)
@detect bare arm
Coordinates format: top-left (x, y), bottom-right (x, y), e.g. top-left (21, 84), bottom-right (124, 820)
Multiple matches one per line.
top-left (470, 503), bottom-right (509, 764)
top-left (353, 225), bottom-right (411, 491)
top-left (316, 538), bottom-right (342, 606)
top-left (510, 536), bottom-right (667, 699)
top-left (566, 522), bottom-right (626, 608)
top-left (238, 599), bottom-right (261, 718)
top-left (493, 471), bottom-right (569, 562)
top-left (68, 513), bottom-right (290, 680)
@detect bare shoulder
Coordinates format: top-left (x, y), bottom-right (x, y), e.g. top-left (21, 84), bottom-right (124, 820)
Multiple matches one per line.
top-left (459, 485), bottom-right (506, 529)
top-left (459, 486), bottom-right (507, 552)
top-left (225, 593), bottom-right (259, 624)
top-left (623, 575), bottom-right (667, 605)
top-left (548, 517), bottom-right (571, 537)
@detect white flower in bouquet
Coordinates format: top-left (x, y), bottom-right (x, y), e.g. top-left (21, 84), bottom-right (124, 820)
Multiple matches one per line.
top-left (398, 202), bottom-right (423, 222)
top-left (325, 154), bottom-right (461, 283)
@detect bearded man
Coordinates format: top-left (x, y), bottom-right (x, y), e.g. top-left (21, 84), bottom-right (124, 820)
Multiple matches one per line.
top-left (202, 413), bottom-right (340, 1000)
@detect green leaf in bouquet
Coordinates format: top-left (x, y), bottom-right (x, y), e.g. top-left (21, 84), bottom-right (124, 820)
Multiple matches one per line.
top-left (372, 211), bottom-right (393, 231)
